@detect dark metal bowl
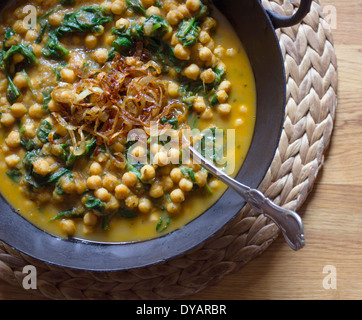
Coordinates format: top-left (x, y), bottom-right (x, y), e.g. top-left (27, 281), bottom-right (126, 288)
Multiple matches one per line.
top-left (0, 0), bottom-right (312, 271)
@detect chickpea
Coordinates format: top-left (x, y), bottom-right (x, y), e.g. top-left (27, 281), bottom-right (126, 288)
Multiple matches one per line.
top-left (47, 99), bottom-right (60, 112)
top-left (178, 4), bottom-right (190, 17)
top-left (168, 82), bottom-right (179, 98)
top-left (161, 176), bottom-right (174, 192)
top-left (186, 0), bottom-right (201, 11)
top-left (23, 123), bottom-right (36, 139)
top-left (125, 195), bottom-right (139, 209)
top-left (199, 47), bottom-right (213, 62)
top-left (153, 151), bottom-right (169, 166)
top-left (209, 178), bottom-right (220, 190)
top-left (174, 44), bottom-right (191, 60)
top-left (102, 173), bottom-right (118, 191)
top-left (179, 177), bottom-right (193, 192)
top-left (75, 179), bottom-right (87, 194)
top-left (184, 64), bottom-right (200, 80)
top-left (12, 20), bottom-right (27, 34)
top-left (25, 29), bottom-right (38, 42)
top-left (28, 103), bottom-right (44, 119)
top-left (122, 172), bottom-right (138, 187)
top-left (115, 18), bottom-right (130, 29)
top-left (101, 1), bottom-right (112, 12)
top-left (105, 34), bottom-right (117, 45)
top-left (84, 34), bottom-right (98, 50)
top-left (95, 188), bottom-right (111, 202)
top-left (218, 80), bottom-right (232, 93)
top-left (61, 68), bottom-right (77, 83)
top-left (149, 182), bottom-right (164, 198)
top-left (214, 45), bottom-right (225, 58)
top-left (33, 158), bottom-right (51, 176)
top-left (235, 118), bottom-right (243, 127)
top-left (193, 96), bottom-right (206, 113)
top-left (200, 68), bottom-right (216, 84)
top-left (60, 219), bottom-right (76, 236)
top-left (61, 176), bottom-right (76, 194)
top-left (199, 30), bottom-right (211, 44)
top-left (195, 170), bottom-right (207, 187)
top-left (1, 113), bottom-right (15, 127)
top-left (141, 164), bottom-right (156, 181)
top-left (131, 145), bottom-right (146, 158)
top-left (146, 6), bottom-right (161, 16)
top-left (200, 107), bottom-right (214, 120)
top-left (201, 17), bottom-right (217, 31)
top-left (94, 25), bottom-right (104, 37)
top-left (167, 10), bottom-right (182, 25)
top-left (226, 48), bottom-right (237, 57)
top-left (138, 197), bottom-right (152, 213)
top-left (5, 131), bottom-right (21, 148)
top-left (170, 167), bottom-right (182, 183)
top-left (168, 148), bottom-right (180, 164)
top-left (86, 175), bottom-right (102, 190)
top-left (115, 183), bottom-right (131, 200)
top-left (240, 105), bottom-right (248, 113)
top-left (10, 102), bottom-right (26, 118)
top-left (31, 44), bottom-right (43, 58)
top-left (93, 48), bottom-right (108, 65)
top-left (166, 202), bottom-right (181, 215)
top-left (107, 195), bottom-right (120, 211)
top-left (12, 73), bottom-right (28, 89)
top-left (4, 154), bottom-right (20, 168)
top-left (49, 12), bottom-right (63, 26)
top-left (217, 103), bottom-right (232, 116)
top-left (217, 90), bottom-right (229, 103)
top-left (111, 0), bottom-right (126, 15)
top-left (170, 33), bottom-right (182, 46)
top-left (170, 188), bottom-right (185, 203)
top-left (141, 0), bottom-right (155, 7)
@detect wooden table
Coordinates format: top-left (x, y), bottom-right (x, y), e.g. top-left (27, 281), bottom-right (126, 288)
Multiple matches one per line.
top-left (1, 0), bottom-right (361, 300)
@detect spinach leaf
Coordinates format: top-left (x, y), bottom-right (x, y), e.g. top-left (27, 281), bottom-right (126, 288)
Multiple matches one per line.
top-left (3, 43), bottom-right (38, 69)
top-left (112, 37), bottom-right (133, 55)
top-left (65, 138), bottom-right (97, 167)
top-left (156, 216), bottom-right (170, 233)
top-left (6, 75), bottom-right (20, 104)
top-left (85, 196), bottom-right (105, 212)
top-left (20, 137), bottom-right (38, 151)
top-left (6, 168), bottom-right (22, 183)
top-left (57, 6), bottom-right (113, 35)
top-left (176, 17), bottom-right (199, 47)
top-left (143, 15), bottom-right (170, 38)
top-left (42, 87), bottom-right (54, 111)
top-left (161, 115), bottom-right (178, 129)
top-left (60, 0), bottom-right (75, 5)
top-left (49, 209), bottom-right (83, 221)
top-left (43, 6), bottom-right (113, 59)
top-left (42, 31), bottom-right (69, 60)
top-left (126, 0), bottom-right (146, 16)
top-left (35, 20), bottom-right (49, 44)
top-left (119, 207), bottom-right (138, 219)
top-left (36, 119), bottom-right (52, 143)
top-left (46, 167), bottom-right (69, 184)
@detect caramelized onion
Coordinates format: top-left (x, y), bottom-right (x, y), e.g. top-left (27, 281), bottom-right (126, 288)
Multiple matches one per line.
top-left (51, 53), bottom-right (189, 148)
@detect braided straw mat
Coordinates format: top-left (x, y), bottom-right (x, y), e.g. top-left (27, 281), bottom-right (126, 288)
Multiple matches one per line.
top-left (0, 0), bottom-right (337, 300)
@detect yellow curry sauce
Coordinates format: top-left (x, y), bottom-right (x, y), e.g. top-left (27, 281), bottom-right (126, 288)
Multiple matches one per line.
top-left (0, 0), bottom-right (256, 242)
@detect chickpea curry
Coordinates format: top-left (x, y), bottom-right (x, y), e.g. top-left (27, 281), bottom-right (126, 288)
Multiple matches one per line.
top-left (0, 0), bottom-right (256, 242)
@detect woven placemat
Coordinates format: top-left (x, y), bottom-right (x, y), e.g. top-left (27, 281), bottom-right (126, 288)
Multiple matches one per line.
top-left (0, 0), bottom-right (337, 300)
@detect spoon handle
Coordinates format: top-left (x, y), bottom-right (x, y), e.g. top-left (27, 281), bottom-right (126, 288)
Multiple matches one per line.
top-left (189, 146), bottom-right (305, 251)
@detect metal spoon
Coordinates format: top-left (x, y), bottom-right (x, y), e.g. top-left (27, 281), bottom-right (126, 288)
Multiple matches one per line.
top-left (188, 145), bottom-right (306, 251)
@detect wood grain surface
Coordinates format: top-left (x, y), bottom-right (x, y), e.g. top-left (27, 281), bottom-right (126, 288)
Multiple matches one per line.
top-left (0, 0), bottom-right (361, 300)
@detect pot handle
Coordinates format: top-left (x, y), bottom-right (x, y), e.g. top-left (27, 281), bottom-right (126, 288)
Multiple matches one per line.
top-left (265, 0), bottom-right (313, 29)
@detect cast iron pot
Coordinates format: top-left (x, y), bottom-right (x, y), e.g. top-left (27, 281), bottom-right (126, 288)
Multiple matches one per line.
top-left (0, 0), bottom-right (312, 271)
